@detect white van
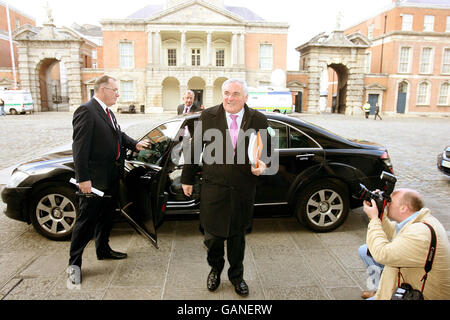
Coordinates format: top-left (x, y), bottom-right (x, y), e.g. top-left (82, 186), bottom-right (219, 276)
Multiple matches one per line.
top-left (0, 90), bottom-right (34, 114)
top-left (247, 87), bottom-right (293, 113)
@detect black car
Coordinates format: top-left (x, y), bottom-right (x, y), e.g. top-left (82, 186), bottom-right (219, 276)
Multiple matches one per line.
top-left (1, 112), bottom-right (394, 245)
top-left (437, 146), bottom-right (450, 176)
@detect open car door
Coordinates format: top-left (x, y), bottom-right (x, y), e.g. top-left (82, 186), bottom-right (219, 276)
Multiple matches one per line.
top-left (118, 120), bottom-right (183, 249)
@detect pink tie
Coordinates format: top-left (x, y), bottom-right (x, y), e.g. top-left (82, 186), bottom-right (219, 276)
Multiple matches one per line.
top-left (229, 114), bottom-right (238, 149)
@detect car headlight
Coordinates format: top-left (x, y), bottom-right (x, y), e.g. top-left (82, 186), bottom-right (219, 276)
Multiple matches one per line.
top-left (6, 171), bottom-right (29, 188)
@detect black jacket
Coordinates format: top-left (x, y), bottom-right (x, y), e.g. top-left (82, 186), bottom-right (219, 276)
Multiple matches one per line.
top-left (181, 104), bottom-right (268, 237)
top-left (177, 103), bottom-right (202, 115)
top-left (72, 98), bottom-right (137, 190)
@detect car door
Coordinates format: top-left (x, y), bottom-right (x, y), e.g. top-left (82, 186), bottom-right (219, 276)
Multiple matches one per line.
top-left (118, 120), bottom-right (182, 248)
top-left (255, 119), bottom-right (324, 206)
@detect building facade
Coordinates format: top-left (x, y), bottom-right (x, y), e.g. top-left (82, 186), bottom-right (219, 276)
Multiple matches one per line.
top-left (344, 0), bottom-right (450, 115)
top-left (96, 0), bottom-right (288, 112)
top-left (0, 1), bottom-right (35, 89)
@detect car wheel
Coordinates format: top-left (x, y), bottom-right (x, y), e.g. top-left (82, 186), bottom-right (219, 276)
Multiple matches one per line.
top-left (296, 180), bottom-right (349, 232)
top-left (30, 185), bottom-right (78, 241)
top-left (10, 108), bottom-right (17, 115)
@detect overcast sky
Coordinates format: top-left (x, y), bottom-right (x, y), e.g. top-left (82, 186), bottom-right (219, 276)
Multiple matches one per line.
top-left (9, 0), bottom-right (393, 70)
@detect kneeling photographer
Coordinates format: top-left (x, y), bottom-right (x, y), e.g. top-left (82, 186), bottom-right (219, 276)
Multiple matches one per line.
top-left (361, 187), bottom-right (450, 300)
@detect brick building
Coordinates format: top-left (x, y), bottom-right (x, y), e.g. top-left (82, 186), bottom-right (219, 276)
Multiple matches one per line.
top-left (0, 1), bottom-right (35, 88)
top-left (343, 0), bottom-right (450, 115)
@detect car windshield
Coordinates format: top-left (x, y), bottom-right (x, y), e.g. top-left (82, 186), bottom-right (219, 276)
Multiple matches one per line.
top-left (132, 120), bottom-right (182, 166)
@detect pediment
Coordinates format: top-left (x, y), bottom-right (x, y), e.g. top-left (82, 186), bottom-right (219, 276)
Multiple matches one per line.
top-left (347, 32), bottom-right (371, 47)
top-left (365, 83), bottom-right (387, 91)
top-left (14, 24), bottom-right (83, 42)
top-left (149, 1), bottom-right (244, 24)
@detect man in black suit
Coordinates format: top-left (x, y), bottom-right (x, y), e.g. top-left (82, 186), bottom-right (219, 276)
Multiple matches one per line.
top-left (181, 79), bottom-right (268, 297)
top-left (68, 75), bottom-right (149, 285)
top-left (177, 90), bottom-right (203, 115)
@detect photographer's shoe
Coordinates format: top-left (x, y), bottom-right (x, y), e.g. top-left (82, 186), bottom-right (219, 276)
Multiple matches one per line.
top-left (361, 290), bottom-right (376, 299)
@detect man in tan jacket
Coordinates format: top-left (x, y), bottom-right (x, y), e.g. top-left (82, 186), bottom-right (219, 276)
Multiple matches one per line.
top-left (362, 188), bottom-right (450, 300)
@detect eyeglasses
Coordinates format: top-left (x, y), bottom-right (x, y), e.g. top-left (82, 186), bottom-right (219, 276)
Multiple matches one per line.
top-left (103, 87), bottom-right (119, 94)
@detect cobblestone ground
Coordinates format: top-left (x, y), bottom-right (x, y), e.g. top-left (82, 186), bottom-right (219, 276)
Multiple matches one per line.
top-left (0, 111), bottom-right (448, 301)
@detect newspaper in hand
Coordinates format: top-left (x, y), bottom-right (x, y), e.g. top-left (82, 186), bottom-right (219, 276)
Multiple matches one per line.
top-left (69, 178), bottom-right (105, 197)
top-left (248, 131), bottom-right (263, 168)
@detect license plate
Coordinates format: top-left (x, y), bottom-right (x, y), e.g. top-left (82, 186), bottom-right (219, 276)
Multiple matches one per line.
top-left (442, 160), bottom-right (450, 169)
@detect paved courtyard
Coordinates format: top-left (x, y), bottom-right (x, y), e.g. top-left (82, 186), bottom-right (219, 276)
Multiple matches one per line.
top-left (0, 111), bottom-right (449, 302)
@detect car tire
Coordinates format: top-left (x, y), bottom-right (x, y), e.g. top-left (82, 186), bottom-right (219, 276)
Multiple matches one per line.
top-left (10, 108), bottom-right (17, 115)
top-left (295, 180), bottom-right (349, 232)
top-left (30, 185), bottom-right (78, 241)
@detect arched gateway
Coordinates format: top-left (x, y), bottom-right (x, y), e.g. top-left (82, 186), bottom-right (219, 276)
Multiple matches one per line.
top-left (296, 30), bottom-right (371, 115)
top-left (14, 22), bottom-right (96, 112)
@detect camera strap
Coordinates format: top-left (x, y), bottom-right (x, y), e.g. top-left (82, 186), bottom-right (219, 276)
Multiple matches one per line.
top-left (396, 222), bottom-right (437, 293)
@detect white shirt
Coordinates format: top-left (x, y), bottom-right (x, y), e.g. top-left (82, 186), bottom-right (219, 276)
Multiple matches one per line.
top-left (94, 96), bottom-right (115, 128)
top-left (225, 107), bottom-right (245, 130)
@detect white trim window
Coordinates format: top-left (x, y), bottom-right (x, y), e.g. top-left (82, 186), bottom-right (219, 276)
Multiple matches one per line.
top-left (417, 81), bottom-right (430, 105)
top-left (259, 44), bottom-right (273, 70)
top-left (424, 15), bottom-right (434, 32)
top-left (442, 48), bottom-right (450, 74)
top-left (401, 14), bottom-right (413, 31)
top-left (399, 47), bottom-right (411, 73)
top-left (438, 82), bottom-right (449, 105)
top-left (419, 47), bottom-right (433, 74)
top-left (119, 42), bottom-right (134, 69)
top-left (168, 48), bottom-right (177, 66)
top-left (216, 49), bottom-right (225, 67)
top-left (120, 80), bottom-right (134, 101)
top-left (191, 49), bottom-right (201, 66)
top-left (446, 16), bottom-right (450, 32)
top-left (368, 24), bottom-right (374, 39)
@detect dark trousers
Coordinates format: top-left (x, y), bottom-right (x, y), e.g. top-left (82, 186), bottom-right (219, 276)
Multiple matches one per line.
top-left (374, 113), bottom-right (382, 120)
top-left (69, 183), bottom-right (118, 267)
top-left (204, 232), bottom-right (246, 284)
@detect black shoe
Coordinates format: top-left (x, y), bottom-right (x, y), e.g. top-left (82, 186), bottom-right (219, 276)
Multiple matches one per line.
top-left (207, 268), bottom-right (221, 292)
top-left (234, 279), bottom-right (249, 297)
top-left (97, 249), bottom-right (127, 260)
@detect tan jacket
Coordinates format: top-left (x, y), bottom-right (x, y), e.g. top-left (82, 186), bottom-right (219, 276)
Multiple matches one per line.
top-left (367, 208), bottom-right (450, 300)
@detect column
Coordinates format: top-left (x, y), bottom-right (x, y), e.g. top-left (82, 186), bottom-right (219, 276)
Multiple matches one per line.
top-left (147, 31), bottom-right (153, 65)
top-left (239, 32), bottom-right (245, 67)
top-left (231, 32), bottom-right (237, 67)
top-left (153, 30), bottom-right (161, 66)
top-left (181, 30), bottom-right (186, 66)
top-left (206, 31), bottom-right (212, 66)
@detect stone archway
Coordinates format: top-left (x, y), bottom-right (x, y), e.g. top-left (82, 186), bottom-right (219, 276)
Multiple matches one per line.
top-left (188, 77), bottom-right (206, 107)
top-left (296, 30), bottom-right (370, 115)
top-left (213, 77), bottom-right (227, 106)
top-left (14, 22), bottom-right (95, 112)
top-left (37, 58), bottom-right (69, 112)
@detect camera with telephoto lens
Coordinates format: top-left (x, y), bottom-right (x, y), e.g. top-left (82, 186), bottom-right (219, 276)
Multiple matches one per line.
top-left (355, 171), bottom-right (397, 217)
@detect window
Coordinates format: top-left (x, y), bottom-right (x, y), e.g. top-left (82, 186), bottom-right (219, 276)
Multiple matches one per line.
top-left (191, 49), bottom-right (200, 66)
top-left (216, 49), bottom-right (225, 67)
top-left (119, 42), bottom-right (134, 69)
top-left (442, 49), bottom-right (450, 74)
top-left (424, 15), bottom-right (434, 31)
top-left (366, 52), bottom-right (372, 73)
top-left (120, 80), bottom-right (134, 101)
top-left (401, 14), bottom-right (413, 31)
top-left (259, 44), bottom-right (273, 70)
top-left (399, 47), bottom-right (411, 73)
top-left (417, 82), bottom-right (430, 105)
top-left (368, 24), bottom-right (374, 39)
top-left (419, 47), bottom-right (433, 74)
top-left (267, 121), bottom-right (288, 149)
top-left (133, 121), bottom-right (181, 166)
top-left (446, 16), bottom-right (450, 32)
top-left (92, 50), bottom-right (97, 60)
top-left (290, 127), bottom-right (320, 149)
top-left (15, 18), bottom-right (21, 29)
top-left (438, 83), bottom-right (449, 105)
top-left (168, 49), bottom-right (177, 66)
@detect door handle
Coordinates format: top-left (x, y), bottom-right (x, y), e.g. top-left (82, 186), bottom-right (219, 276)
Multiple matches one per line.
top-left (296, 154), bottom-right (314, 160)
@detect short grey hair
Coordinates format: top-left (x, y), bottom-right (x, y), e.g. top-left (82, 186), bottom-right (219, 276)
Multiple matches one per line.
top-left (222, 78), bottom-right (248, 96)
top-left (184, 90), bottom-right (195, 97)
top-left (94, 75), bottom-right (116, 92)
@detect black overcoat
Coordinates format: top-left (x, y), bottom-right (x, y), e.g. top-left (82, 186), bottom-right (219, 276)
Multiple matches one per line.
top-left (72, 98), bottom-right (137, 190)
top-left (181, 104), bottom-right (268, 237)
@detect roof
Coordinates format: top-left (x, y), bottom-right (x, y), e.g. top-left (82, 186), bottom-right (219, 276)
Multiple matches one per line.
top-left (127, 4), bottom-right (265, 21)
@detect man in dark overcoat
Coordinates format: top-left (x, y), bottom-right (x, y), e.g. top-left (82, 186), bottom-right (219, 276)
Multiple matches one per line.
top-left (68, 75), bottom-right (149, 285)
top-left (181, 79), bottom-right (268, 296)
